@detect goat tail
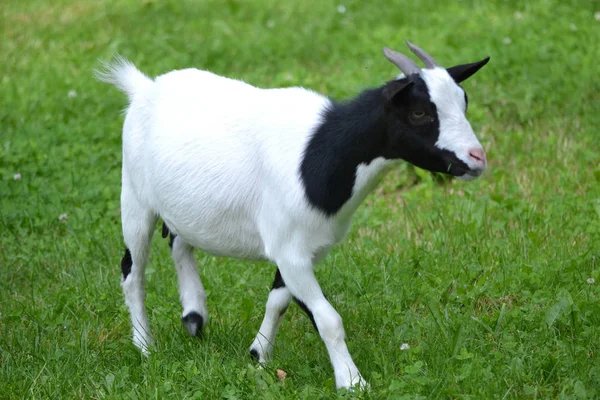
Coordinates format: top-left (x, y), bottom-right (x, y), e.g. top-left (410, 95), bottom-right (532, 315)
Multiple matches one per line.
top-left (95, 56), bottom-right (153, 100)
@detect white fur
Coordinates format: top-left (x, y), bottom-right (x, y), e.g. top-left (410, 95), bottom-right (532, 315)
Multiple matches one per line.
top-left (100, 60), bottom-right (382, 389)
top-left (250, 286), bottom-right (291, 362)
top-left (100, 58), bottom-right (480, 390)
top-left (171, 236), bottom-right (208, 327)
top-left (421, 68), bottom-right (486, 179)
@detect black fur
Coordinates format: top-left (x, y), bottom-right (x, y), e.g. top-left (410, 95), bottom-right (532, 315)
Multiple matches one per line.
top-left (271, 270), bottom-right (289, 316)
top-left (300, 74), bottom-right (471, 215)
top-left (121, 248), bottom-right (132, 279)
top-left (447, 57), bottom-right (490, 84)
top-left (181, 312), bottom-right (204, 337)
top-left (272, 269), bottom-right (285, 289)
top-left (300, 88), bottom-right (388, 215)
top-left (383, 76), bottom-right (470, 176)
top-left (294, 297), bottom-right (318, 332)
top-left (162, 222), bottom-right (177, 249)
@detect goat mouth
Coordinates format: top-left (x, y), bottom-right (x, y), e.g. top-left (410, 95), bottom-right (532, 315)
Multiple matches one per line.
top-left (456, 169), bottom-right (483, 181)
top-left (467, 168), bottom-right (483, 177)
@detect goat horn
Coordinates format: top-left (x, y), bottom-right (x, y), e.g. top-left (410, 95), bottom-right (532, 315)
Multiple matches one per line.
top-left (406, 40), bottom-right (439, 69)
top-left (383, 47), bottom-right (420, 76)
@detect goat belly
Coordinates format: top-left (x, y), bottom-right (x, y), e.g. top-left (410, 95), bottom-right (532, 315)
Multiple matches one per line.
top-left (162, 210), bottom-right (268, 260)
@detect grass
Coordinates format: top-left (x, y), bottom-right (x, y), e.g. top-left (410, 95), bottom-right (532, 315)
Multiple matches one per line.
top-left (1, 0), bottom-right (599, 398)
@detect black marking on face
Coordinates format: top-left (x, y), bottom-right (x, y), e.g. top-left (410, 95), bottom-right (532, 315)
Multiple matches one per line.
top-left (121, 248), bottom-right (132, 279)
top-left (293, 297), bottom-right (318, 332)
top-left (181, 311), bottom-right (204, 337)
top-left (272, 269), bottom-right (285, 290)
top-left (300, 73), bottom-right (474, 216)
top-left (383, 75), bottom-right (472, 176)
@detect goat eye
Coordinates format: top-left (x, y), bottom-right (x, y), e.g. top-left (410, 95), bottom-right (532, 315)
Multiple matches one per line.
top-left (411, 111), bottom-right (425, 119)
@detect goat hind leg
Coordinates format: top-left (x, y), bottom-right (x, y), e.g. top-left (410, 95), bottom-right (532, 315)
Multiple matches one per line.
top-left (170, 235), bottom-right (208, 337)
top-left (121, 190), bottom-right (157, 354)
top-left (249, 269), bottom-right (292, 362)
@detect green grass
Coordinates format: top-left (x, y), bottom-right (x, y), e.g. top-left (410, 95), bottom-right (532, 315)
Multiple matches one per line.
top-left (1, 0), bottom-right (599, 398)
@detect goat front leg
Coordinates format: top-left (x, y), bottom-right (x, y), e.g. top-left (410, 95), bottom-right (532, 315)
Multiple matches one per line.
top-left (277, 256), bottom-right (367, 390)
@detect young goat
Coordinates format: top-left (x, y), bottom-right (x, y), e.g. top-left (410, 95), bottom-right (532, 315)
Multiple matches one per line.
top-left (99, 41), bottom-right (489, 389)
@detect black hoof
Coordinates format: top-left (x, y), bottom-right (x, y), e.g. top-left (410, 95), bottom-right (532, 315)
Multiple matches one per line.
top-left (249, 348), bottom-right (260, 361)
top-left (181, 312), bottom-right (204, 337)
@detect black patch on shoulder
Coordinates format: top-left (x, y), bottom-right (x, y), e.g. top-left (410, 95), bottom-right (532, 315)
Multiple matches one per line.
top-left (300, 88), bottom-right (387, 216)
top-left (121, 248), bottom-right (132, 279)
top-left (249, 348), bottom-right (260, 361)
top-left (181, 312), bottom-right (204, 337)
top-left (294, 297), bottom-right (318, 332)
top-left (272, 269), bottom-right (285, 290)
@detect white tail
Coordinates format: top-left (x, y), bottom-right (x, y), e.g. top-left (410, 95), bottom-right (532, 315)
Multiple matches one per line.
top-left (95, 56), bottom-right (153, 100)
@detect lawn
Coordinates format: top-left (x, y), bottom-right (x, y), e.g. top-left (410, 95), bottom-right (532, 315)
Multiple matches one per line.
top-left (1, 0), bottom-right (599, 398)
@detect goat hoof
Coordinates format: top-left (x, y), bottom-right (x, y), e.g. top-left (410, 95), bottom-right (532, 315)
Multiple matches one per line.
top-left (181, 312), bottom-right (204, 337)
top-left (249, 348), bottom-right (260, 361)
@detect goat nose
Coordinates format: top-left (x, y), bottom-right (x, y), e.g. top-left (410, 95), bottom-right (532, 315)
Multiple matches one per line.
top-left (468, 148), bottom-right (487, 168)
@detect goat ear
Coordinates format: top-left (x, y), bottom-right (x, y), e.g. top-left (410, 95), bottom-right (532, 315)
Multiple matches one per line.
top-left (382, 79), bottom-right (413, 102)
top-left (447, 57), bottom-right (490, 84)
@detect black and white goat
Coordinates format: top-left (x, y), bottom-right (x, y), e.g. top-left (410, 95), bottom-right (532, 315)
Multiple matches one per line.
top-left (99, 41), bottom-right (489, 389)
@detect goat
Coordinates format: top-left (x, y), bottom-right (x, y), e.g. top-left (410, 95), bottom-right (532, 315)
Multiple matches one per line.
top-left (98, 40), bottom-right (489, 389)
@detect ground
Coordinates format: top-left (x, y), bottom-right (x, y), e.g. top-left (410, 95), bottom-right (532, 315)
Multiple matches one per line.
top-left (1, 0), bottom-right (599, 398)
